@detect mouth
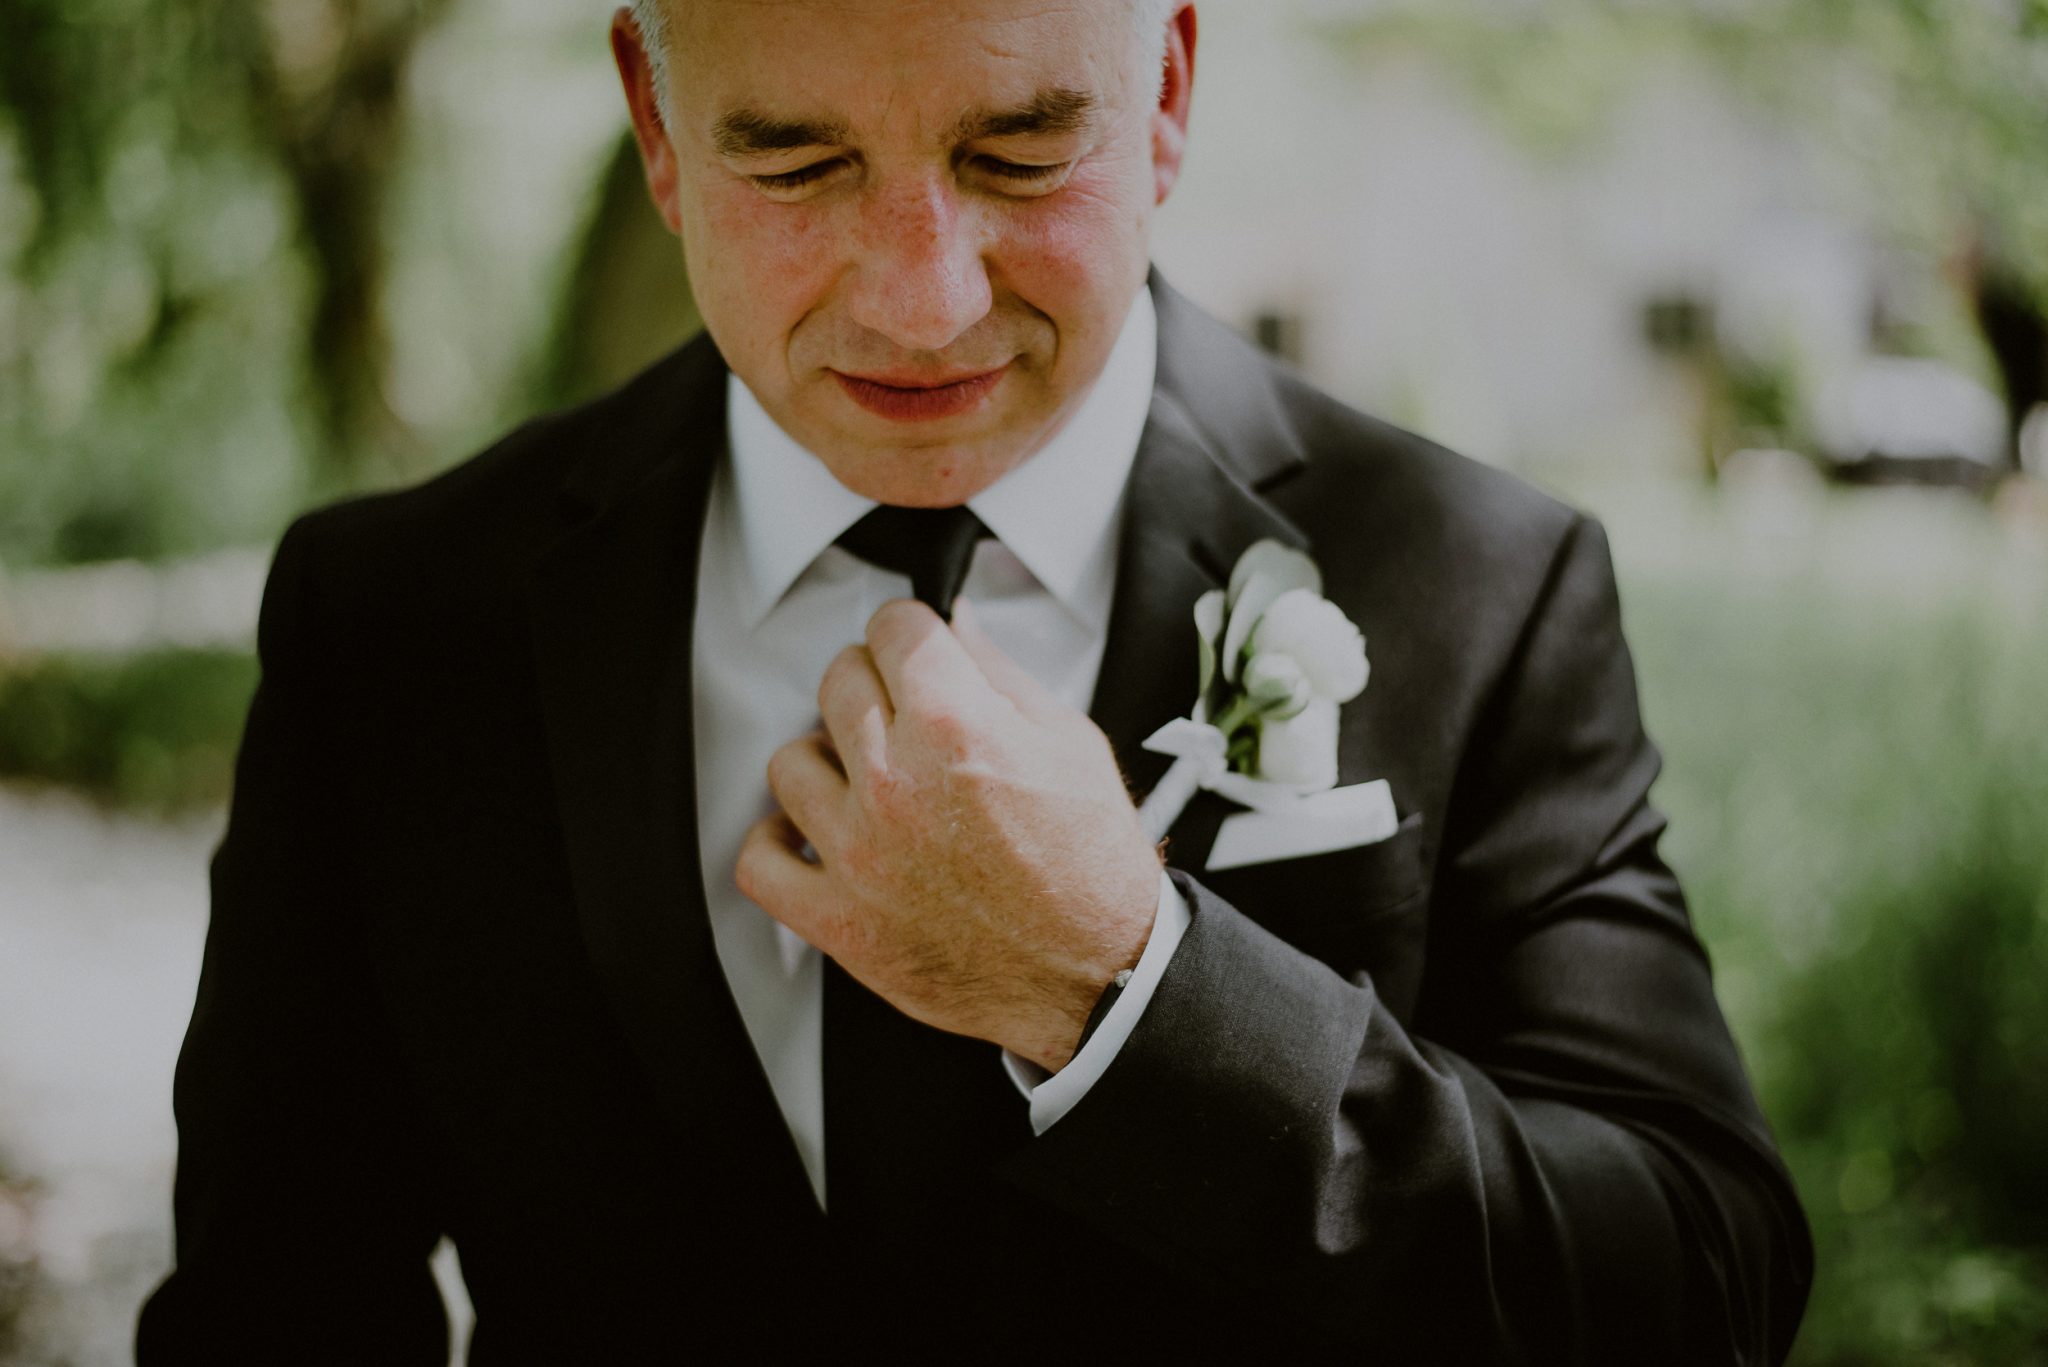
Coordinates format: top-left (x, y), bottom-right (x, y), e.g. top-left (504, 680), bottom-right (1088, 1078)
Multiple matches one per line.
top-left (830, 364), bottom-right (1009, 422)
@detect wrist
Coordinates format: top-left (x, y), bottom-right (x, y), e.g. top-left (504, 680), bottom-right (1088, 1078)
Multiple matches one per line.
top-left (1072, 967), bottom-right (1136, 1055)
top-left (1011, 873), bottom-right (1160, 1071)
top-left (1007, 960), bottom-right (1136, 1073)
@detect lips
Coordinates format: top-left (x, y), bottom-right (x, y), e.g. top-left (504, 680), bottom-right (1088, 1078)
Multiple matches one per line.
top-left (831, 364), bottom-right (1008, 422)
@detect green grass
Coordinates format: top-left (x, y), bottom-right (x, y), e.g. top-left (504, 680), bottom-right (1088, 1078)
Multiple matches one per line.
top-left (0, 649), bottom-right (256, 812)
top-left (1606, 483), bottom-right (2048, 1366)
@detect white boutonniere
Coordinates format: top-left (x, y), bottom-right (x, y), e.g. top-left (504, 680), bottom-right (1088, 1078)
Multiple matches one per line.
top-left (1137, 539), bottom-right (1372, 844)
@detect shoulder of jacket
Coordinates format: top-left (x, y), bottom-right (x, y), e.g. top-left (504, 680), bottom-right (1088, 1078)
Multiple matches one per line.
top-left (1264, 365), bottom-right (1588, 588)
top-left (275, 335), bottom-right (717, 603)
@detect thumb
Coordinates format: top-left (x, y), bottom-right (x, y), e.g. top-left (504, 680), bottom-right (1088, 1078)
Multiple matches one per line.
top-left (950, 596), bottom-right (1064, 722)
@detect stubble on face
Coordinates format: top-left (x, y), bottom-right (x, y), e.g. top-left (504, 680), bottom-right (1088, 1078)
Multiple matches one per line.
top-left (658, 0), bottom-right (1166, 506)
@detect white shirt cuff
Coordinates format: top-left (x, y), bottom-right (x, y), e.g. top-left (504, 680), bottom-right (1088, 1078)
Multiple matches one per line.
top-left (1000, 867), bottom-right (1191, 1134)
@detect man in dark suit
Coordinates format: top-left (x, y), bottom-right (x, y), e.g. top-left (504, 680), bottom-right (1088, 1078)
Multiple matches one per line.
top-left (138, 0), bottom-right (1812, 1362)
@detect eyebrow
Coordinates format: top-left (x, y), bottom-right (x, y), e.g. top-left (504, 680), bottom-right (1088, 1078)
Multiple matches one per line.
top-left (950, 88), bottom-right (1099, 142)
top-left (708, 87), bottom-right (1099, 159)
top-left (709, 108), bottom-right (854, 158)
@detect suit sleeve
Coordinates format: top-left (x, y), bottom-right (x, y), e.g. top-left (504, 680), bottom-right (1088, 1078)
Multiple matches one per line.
top-left (1004, 514), bottom-right (1814, 1366)
top-left (136, 517), bottom-right (449, 1365)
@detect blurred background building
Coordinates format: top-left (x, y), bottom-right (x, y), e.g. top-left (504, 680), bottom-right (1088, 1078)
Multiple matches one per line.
top-left (1, 0), bottom-right (2045, 1362)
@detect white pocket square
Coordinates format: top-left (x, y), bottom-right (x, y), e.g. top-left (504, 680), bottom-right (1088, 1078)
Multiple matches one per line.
top-left (1205, 779), bottom-right (1400, 871)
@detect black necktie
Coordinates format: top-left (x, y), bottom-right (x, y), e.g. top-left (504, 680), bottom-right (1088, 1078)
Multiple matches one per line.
top-left (833, 502), bottom-right (990, 621)
top-left (819, 501), bottom-right (1029, 1279)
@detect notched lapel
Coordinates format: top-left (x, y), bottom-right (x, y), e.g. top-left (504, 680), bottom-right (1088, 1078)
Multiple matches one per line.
top-left (529, 455), bottom-right (711, 1099)
top-left (526, 361), bottom-right (818, 1230)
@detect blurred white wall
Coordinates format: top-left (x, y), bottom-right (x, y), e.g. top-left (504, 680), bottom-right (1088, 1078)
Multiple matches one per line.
top-left (1152, 0), bottom-right (1879, 475)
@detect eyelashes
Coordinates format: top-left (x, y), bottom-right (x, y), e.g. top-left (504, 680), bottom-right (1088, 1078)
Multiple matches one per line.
top-left (748, 156), bottom-right (1071, 196)
top-left (975, 157), bottom-right (1069, 187)
top-left (750, 160), bottom-right (844, 192)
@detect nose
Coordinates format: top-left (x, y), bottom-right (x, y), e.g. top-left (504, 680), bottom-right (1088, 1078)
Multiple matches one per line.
top-left (843, 173), bottom-right (993, 354)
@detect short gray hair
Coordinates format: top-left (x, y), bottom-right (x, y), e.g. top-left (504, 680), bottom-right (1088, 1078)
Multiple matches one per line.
top-left (630, 0), bottom-right (676, 126)
top-left (628, 0), bottom-right (1178, 129)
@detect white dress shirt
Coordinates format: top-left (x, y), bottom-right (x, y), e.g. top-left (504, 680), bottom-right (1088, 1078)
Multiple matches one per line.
top-left (690, 284), bottom-right (1190, 1210)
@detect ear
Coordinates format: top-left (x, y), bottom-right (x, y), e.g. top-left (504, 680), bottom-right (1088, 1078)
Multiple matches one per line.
top-left (1151, 4), bottom-right (1197, 206)
top-left (611, 6), bottom-right (683, 235)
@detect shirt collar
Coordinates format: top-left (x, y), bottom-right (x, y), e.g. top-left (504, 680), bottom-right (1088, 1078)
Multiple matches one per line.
top-left (725, 282), bottom-right (1158, 629)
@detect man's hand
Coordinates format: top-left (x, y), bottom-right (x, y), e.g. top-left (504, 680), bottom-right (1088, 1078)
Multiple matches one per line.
top-left (735, 596), bottom-right (1164, 1072)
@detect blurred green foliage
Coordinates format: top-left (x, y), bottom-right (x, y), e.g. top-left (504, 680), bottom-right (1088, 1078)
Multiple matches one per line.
top-left (0, 650), bottom-right (255, 811)
top-left (542, 132), bottom-right (702, 413)
top-left (0, 1), bottom-right (318, 564)
top-left (0, 0), bottom-right (570, 570)
top-left (1616, 501), bottom-right (2048, 1365)
top-left (0, 0), bottom-right (690, 570)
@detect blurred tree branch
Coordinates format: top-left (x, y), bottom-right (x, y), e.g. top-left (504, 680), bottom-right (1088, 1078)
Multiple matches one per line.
top-left (540, 130), bottom-right (699, 410)
top-left (247, 0), bottom-right (455, 476)
top-left (0, 0), bottom-right (457, 504)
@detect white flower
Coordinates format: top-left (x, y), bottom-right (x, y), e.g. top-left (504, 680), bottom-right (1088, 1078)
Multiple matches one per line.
top-left (1241, 652), bottom-right (1312, 718)
top-left (1226, 539), bottom-right (1323, 610)
top-left (1220, 540), bottom-right (1320, 683)
top-left (1138, 542), bottom-right (1373, 839)
top-left (1193, 588), bottom-right (1227, 706)
top-left (1256, 695), bottom-right (1340, 788)
top-left (1250, 588), bottom-right (1369, 703)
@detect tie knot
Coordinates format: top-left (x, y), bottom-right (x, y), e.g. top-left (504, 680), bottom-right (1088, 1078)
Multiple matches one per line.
top-left (834, 503), bottom-right (991, 621)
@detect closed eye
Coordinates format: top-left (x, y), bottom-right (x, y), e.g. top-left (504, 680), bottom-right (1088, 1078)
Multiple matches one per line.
top-left (749, 159), bottom-right (848, 192)
top-left (746, 155), bottom-right (1072, 198)
top-left (974, 156), bottom-right (1070, 190)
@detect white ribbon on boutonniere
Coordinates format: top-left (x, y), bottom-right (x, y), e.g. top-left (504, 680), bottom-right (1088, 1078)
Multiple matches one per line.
top-left (1137, 539), bottom-right (1392, 858)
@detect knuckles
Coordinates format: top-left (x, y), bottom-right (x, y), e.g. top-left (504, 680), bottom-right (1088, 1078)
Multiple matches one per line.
top-left (853, 761), bottom-right (906, 813)
top-left (866, 597), bottom-right (934, 643)
top-left (908, 701), bottom-right (975, 755)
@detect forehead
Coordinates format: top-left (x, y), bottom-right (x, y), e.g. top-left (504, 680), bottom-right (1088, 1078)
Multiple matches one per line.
top-left (669, 0), bottom-right (1142, 137)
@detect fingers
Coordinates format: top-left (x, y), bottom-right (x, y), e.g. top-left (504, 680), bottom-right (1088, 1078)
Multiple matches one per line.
top-left (766, 730), bottom-right (851, 857)
top-left (949, 596), bottom-right (1064, 723)
top-left (817, 644), bottom-right (891, 782)
top-left (864, 598), bottom-right (993, 723)
top-left (734, 810), bottom-right (836, 947)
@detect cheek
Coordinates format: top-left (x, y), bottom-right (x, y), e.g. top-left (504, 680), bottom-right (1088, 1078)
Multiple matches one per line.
top-left (688, 185), bottom-right (842, 349)
top-left (996, 177), bottom-right (1148, 331)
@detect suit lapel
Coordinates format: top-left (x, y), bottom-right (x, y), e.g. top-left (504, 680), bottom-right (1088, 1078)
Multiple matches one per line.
top-left (1088, 273), bottom-right (1314, 872)
top-left (527, 338), bottom-right (821, 1230)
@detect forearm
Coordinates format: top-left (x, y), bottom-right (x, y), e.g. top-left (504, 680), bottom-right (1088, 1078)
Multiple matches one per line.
top-left (1001, 869), bottom-right (1811, 1365)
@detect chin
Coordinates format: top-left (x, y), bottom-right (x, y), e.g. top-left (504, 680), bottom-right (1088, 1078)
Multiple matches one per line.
top-left (822, 441), bottom-right (1023, 508)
